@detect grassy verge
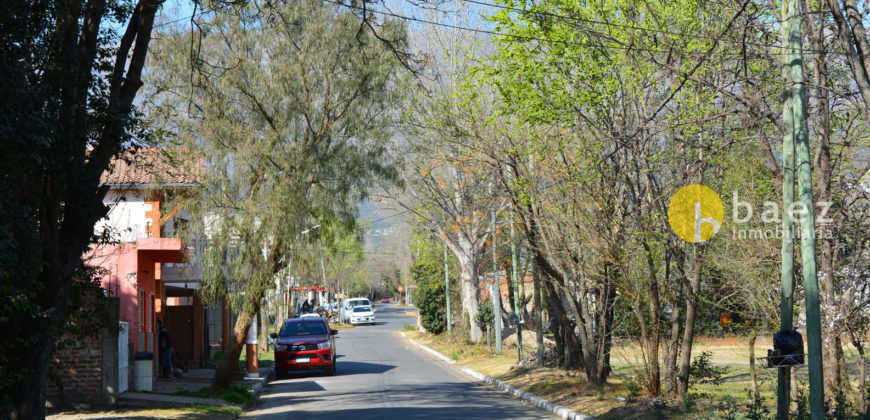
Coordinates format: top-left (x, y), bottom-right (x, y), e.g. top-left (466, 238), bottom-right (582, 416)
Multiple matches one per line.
top-left (175, 384), bottom-right (255, 405)
top-left (403, 331), bottom-right (869, 419)
top-left (238, 347), bottom-right (275, 368)
top-left (47, 404), bottom-right (241, 419)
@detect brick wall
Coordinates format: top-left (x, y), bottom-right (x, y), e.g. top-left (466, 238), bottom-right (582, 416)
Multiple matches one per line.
top-left (47, 335), bottom-right (104, 403)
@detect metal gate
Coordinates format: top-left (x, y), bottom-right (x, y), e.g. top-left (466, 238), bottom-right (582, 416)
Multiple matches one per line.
top-left (118, 321), bottom-right (129, 393)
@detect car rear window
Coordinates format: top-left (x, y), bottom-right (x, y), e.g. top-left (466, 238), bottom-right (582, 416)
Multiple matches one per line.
top-left (280, 321), bottom-right (327, 337)
top-left (348, 299), bottom-right (370, 308)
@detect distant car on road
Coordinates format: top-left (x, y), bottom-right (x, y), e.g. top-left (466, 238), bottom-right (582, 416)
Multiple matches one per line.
top-left (271, 316), bottom-right (338, 378)
top-left (381, 297), bottom-right (390, 303)
top-left (341, 298), bottom-right (372, 323)
top-left (350, 305), bottom-right (376, 325)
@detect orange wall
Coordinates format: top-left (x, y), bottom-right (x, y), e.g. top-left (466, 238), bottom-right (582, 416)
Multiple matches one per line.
top-left (144, 201), bottom-right (161, 238)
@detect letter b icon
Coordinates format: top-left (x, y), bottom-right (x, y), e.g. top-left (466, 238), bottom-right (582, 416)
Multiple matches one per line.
top-left (669, 184), bottom-right (724, 243)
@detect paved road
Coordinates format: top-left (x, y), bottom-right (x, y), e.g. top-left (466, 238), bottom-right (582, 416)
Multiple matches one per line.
top-left (244, 303), bottom-right (551, 419)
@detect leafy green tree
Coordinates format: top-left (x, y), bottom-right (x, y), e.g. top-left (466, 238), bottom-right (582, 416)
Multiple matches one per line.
top-left (145, 0), bottom-right (409, 388)
top-left (474, 300), bottom-right (494, 335)
top-left (0, 0), bottom-right (164, 416)
top-left (410, 233), bottom-right (453, 334)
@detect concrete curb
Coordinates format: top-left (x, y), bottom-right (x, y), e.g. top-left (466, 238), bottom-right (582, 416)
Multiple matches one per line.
top-left (399, 332), bottom-right (589, 420)
top-left (241, 367), bottom-right (274, 398)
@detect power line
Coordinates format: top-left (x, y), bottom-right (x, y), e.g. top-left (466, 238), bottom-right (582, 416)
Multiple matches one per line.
top-left (460, 0), bottom-right (784, 51)
top-left (329, 0), bottom-right (856, 58)
top-left (154, 0), bottom-right (861, 58)
top-left (359, 208), bottom-right (414, 226)
top-left (153, 9), bottom-right (208, 28)
top-left (327, 0), bottom-right (706, 56)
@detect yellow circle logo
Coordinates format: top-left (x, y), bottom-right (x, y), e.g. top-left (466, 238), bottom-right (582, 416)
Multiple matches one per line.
top-left (668, 184), bottom-right (723, 243)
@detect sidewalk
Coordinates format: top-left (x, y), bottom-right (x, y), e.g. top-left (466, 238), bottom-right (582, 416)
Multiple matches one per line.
top-left (119, 367), bottom-right (274, 408)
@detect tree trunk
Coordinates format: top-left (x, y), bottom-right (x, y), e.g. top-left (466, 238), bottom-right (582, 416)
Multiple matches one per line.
top-left (595, 269), bottom-right (615, 383)
top-left (457, 255), bottom-right (483, 342)
top-left (13, 295), bottom-right (67, 420)
top-left (642, 243), bottom-right (662, 395)
top-left (790, 366), bottom-right (799, 413)
top-left (213, 295), bottom-right (260, 389)
top-left (825, 0), bottom-right (870, 113)
top-left (8, 1), bottom-right (159, 416)
top-left (749, 335), bottom-right (759, 399)
top-left (664, 299), bottom-right (682, 394)
top-left (804, 6), bottom-right (841, 395)
top-left (677, 245), bottom-right (704, 398)
top-left (259, 307), bottom-right (268, 349)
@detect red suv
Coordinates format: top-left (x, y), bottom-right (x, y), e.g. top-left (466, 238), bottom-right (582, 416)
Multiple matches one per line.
top-left (270, 316), bottom-right (337, 378)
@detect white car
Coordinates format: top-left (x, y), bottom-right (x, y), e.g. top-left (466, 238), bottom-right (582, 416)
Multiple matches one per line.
top-left (341, 298), bottom-right (371, 323)
top-left (349, 306), bottom-right (376, 325)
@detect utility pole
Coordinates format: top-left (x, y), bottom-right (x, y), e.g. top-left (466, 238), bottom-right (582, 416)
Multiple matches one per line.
top-left (320, 249), bottom-right (327, 307)
top-left (781, 0), bottom-right (824, 418)
top-left (510, 205), bottom-right (522, 363)
top-left (444, 245), bottom-right (451, 334)
top-left (778, 5), bottom-right (796, 412)
top-left (492, 190), bottom-right (503, 354)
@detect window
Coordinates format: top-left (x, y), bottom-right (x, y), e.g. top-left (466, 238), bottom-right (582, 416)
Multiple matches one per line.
top-left (280, 321), bottom-right (327, 337)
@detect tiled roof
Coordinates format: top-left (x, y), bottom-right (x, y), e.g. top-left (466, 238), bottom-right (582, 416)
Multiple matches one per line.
top-left (101, 148), bottom-right (203, 186)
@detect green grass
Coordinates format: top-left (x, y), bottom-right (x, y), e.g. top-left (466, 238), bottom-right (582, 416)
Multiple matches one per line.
top-left (185, 404), bottom-right (242, 418)
top-left (405, 332), bottom-right (870, 418)
top-left (402, 323), bottom-right (416, 331)
top-left (175, 385), bottom-right (255, 405)
top-left (238, 348), bottom-right (275, 368)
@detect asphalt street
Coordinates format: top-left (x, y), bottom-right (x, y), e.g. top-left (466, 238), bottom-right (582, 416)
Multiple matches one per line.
top-left (243, 303), bottom-right (552, 419)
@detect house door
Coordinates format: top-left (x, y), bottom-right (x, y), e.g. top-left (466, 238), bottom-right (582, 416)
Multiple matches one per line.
top-left (165, 295), bottom-right (194, 369)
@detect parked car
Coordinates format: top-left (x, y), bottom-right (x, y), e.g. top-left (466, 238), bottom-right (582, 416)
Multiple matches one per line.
top-left (341, 298), bottom-right (371, 323)
top-left (350, 305), bottom-right (376, 325)
top-left (270, 317), bottom-right (338, 378)
top-left (380, 297), bottom-right (390, 303)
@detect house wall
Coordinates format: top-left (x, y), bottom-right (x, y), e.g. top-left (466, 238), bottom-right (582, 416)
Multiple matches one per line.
top-left (480, 274), bottom-right (534, 304)
top-left (47, 298), bottom-right (120, 407)
top-left (47, 335), bottom-right (104, 403)
top-left (94, 190), bottom-right (150, 242)
top-left (91, 243), bottom-right (140, 348)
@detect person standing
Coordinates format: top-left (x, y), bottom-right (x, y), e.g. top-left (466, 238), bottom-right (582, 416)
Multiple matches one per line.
top-left (158, 320), bottom-right (174, 378)
top-left (301, 299), bottom-right (311, 314)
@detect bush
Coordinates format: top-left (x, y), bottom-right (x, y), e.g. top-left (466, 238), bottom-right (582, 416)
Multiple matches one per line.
top-left (743, 388), bottom-right (768, 420)
top-left (474, 300), bottom-right (494, 331)
top-left (409, 235), bottom-right (451, 334)
top-left (414, 281), bottom-right (446, 334)
top-left (689, 351), bottom-right (727, 386)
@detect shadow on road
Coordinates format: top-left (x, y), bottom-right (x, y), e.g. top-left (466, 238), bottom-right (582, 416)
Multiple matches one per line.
top-left (251, 381), bottom-right (547, 419)
top-left (275, 360), bottom-right (396, 380)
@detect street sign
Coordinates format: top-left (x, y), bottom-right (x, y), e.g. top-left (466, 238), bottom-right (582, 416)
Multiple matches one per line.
top-left (398, 286), bottom-right (404, 293)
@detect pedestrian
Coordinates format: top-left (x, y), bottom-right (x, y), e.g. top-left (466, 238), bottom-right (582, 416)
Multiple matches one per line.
top-left (301, 299), bottom-right (311, 314)
top-left (158, 320), bottom-right (174, 378)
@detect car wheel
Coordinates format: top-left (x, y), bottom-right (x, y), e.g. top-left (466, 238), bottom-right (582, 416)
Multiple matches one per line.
top-left (275, 369), bottom-right (286, 380)
top-left (325, 361), bottom-right (335, 376)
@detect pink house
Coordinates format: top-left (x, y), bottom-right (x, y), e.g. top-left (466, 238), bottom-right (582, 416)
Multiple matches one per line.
top-left (89, 149), bottom-right (203, 372)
